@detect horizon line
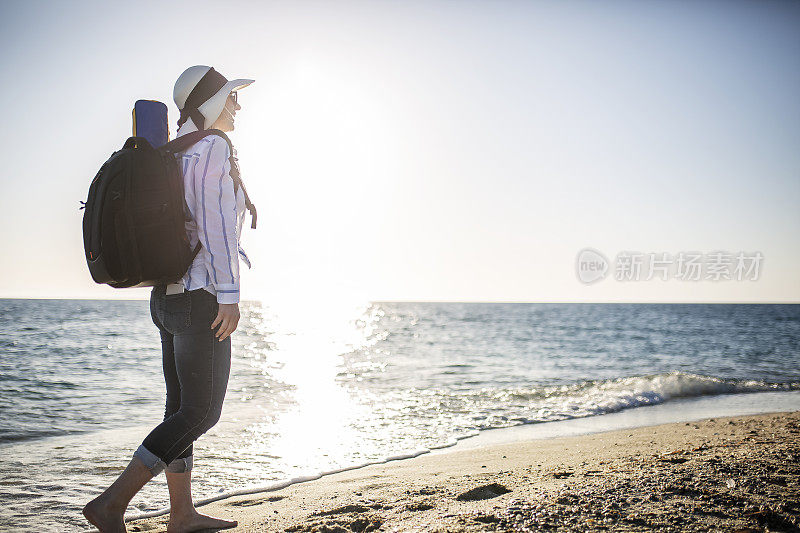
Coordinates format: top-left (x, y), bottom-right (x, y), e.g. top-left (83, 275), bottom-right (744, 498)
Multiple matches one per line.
top-left (1, 297), bottom-right (798, 305)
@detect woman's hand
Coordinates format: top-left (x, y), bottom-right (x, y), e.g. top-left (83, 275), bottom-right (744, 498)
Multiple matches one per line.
top-left (211, 303), bottom-right (240, 341)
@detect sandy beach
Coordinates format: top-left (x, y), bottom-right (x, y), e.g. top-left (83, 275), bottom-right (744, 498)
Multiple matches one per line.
top-left (125, 411), bottom-right (800, 532)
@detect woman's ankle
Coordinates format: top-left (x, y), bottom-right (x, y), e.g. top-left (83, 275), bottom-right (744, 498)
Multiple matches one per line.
top-left (90, 491), bottom-right (128, 512)
top-left (168, 504), bottom-right (199, 520)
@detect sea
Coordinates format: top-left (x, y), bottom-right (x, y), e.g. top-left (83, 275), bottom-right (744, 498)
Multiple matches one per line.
top-left (1, 300), bottom-right (799, 532)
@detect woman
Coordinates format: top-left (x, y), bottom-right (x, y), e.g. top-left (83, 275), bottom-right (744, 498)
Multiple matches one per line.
top-left (83, 65), bottom-right (255, 533)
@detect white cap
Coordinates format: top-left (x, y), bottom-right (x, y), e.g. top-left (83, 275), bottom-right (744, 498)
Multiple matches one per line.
top-left (173, 65), bottom-right (254, 129)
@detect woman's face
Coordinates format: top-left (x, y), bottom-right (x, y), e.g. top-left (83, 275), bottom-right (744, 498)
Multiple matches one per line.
top-left (213, 92), bottom-right (241, 132)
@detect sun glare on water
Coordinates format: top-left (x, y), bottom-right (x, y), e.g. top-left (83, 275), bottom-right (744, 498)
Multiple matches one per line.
top-left (235, 290), bottom-right (388, 474)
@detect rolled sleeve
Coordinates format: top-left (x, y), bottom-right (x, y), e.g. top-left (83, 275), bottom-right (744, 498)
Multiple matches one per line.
top-left (194, 138), bottom-right (241, 304)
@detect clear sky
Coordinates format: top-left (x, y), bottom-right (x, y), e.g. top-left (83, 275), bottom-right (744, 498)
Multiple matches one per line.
top-left (1, 0), bottom-right (798, 302)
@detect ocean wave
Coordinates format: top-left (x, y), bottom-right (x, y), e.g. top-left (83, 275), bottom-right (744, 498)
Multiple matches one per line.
top-left (486, 373), bottom-right (800, 427)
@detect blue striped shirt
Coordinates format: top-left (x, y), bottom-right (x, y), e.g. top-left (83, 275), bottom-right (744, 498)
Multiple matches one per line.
top-left (173, 120), bottom-right (252, 304)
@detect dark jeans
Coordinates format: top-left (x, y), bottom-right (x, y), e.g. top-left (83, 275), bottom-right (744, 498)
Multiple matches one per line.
top-left (133, 286), bottom-right (231, 476)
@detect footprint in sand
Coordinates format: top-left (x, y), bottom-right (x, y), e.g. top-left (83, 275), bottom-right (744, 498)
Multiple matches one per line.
top-left (456, 483), bottom-right (511, 501)
top-left (406, 502), bottom-right (435, 511)
top-left (313, 503), bottom-right (372, 516)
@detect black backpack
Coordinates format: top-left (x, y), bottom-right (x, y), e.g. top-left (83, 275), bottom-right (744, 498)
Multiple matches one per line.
top-left (81, 129), bottom-right (256, 289)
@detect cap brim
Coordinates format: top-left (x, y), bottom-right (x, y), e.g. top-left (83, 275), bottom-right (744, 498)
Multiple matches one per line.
top-left (227, 78), bottom-right (255, 92)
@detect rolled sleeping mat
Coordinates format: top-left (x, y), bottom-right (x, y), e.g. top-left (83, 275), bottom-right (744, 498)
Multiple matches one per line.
top-left (132, 100), bottom-right (169, 148)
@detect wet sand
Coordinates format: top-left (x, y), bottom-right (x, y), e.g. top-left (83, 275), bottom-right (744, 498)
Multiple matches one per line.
top-left (126, 411), bottom-right (800, 532)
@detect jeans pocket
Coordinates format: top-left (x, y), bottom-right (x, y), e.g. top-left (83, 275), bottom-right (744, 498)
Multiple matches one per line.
top-left (161, 291), bottom-right (192, 334)
top-left (193, 289), bottom-right (219, 327)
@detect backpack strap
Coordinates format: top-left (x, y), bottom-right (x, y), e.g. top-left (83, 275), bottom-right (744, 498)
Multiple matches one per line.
top-left (190, 241), bottom-right (202, 261)
top-left (160, 129), bottom-right (217, 154)
top-left (160, 129), bottom-right (257, 229)
top-left (204, 129), bottom-right (257, 230)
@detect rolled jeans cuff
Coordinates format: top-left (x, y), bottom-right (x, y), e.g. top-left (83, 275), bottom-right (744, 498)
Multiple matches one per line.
top-left (166, 455), bottom-right (193, 473)
top-left (133, 444), bottom-right (167, 476)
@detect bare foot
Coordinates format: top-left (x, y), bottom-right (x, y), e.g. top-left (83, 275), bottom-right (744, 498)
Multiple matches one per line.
top-left (82, 496), bottom-right (127, 533)
top-left (167, 511), bottom-right (237, 532)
